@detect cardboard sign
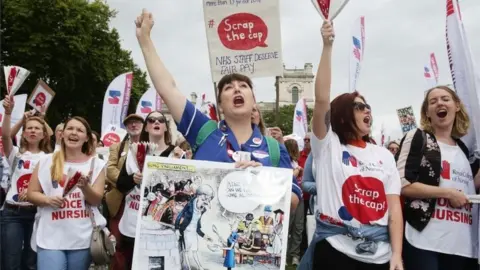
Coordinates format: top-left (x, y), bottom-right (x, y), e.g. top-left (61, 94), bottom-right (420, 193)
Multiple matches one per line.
top-left (27, 80), bottom-right (55, 113)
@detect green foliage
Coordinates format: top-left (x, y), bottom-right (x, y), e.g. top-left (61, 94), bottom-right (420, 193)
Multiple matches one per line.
top-left (262, 104), bottom-right (313, 135)
top-left (0, 0), bottom-right (149, 132)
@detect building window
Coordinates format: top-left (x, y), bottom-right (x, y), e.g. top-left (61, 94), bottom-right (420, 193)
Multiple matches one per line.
top-left (291, 86), bottom-right (299, 103)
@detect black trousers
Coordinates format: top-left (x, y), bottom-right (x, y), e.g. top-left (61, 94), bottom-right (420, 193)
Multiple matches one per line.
top-left (312, 239), bottom-right (389, 270)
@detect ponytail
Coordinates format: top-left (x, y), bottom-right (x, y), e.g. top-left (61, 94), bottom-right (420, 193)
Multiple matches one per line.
top-left (50, 148), bottom-right (65, 182)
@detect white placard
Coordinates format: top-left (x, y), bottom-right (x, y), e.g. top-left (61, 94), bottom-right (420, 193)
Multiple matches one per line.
top-left (132, 157), bottom-right (292, 270)
top-left (27, 80), bottom-right (55, 113)
top-left (101, 124), bottom-right (127, 148)
top-left (203, 0), bottom-right (283, 82)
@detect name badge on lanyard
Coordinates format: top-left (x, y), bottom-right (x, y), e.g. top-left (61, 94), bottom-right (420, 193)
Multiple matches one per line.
top-left (232, 151), bottom-right (251, 162)
top-left (226, 140), bottom-right (251, 162)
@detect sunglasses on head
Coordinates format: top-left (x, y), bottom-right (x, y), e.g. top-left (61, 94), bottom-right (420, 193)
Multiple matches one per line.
top-left (353, 102), bottom-right (371, 111)
top-left (147, 117), bottom-right (166, 124)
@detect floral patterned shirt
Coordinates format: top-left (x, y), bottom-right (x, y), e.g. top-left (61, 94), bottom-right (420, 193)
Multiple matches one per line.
top-left (395, 128), bottom-right (478, 232)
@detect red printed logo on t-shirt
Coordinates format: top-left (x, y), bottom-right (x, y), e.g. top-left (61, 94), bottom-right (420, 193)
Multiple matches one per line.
top-left (16, 173), bottom-right (32, 194)
top-left (341, 175), bottom-right (388, 224)
top-left (441, 160), bottom-right (451, 180)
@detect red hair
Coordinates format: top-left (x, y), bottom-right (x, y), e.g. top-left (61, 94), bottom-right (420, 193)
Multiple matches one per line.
top-left (330, 91), bottom-right (370, 145)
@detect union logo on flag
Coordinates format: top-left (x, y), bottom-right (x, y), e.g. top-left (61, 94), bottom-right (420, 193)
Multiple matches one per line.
top-left (295, 110), bottom-right (303, 122)
top-left (353, 37), bottom-right (361, 60)
top-left (424, 66), bottom-right (432, 78)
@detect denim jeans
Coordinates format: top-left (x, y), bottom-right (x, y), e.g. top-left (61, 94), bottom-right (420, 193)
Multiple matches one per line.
top-left (0, 204), bottom-right (36, 270)
top-left (37, 247), bottom-right (91, 270)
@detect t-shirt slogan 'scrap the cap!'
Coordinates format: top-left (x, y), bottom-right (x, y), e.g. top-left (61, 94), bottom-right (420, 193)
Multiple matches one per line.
top-left (311, 0), bottom-right (350, 20)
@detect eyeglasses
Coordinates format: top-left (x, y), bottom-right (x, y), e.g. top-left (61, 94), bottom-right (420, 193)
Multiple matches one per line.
top-left (147, 117), bottom-right (166, 124)
top-left (304, 138), bottom-right (310, 142)
top-left (353, 102), bottom-right (371, 111)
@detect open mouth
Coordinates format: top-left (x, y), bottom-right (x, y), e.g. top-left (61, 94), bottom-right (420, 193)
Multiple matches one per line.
top-left (363, 115), bottom-right (371, 125)
top-left (436, 109), bottom-right (447, 118)
top-left (67, 136), bottom-right (79, 143)
top-left (153, 126), bottom-right (161, 131)
top-left (233, 96), bottom-right (244, 106)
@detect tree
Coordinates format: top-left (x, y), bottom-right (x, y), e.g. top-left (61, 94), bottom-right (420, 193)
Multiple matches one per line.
top-left (262, 104), bottom-right (313, 135)
top-left (0, 0), bottom-right (149, 132)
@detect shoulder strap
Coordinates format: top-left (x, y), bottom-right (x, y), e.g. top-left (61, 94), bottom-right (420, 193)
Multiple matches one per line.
top-left (265, 136), bottom-right (280, 167)
top-left (193, 120), bottom-right (217, 153)
top-left (117, 136), bottom-right (128, 160)
top-left (86, 157), bottom-right (98, 227)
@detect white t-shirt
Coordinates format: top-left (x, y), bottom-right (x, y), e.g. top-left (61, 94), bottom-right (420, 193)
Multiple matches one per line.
top-left (311, 129), bottom-right (401, 264)
top-left (36, 154), bottom-right (107, 250)
top-left (6, 147), bottom-right (45, 206)
top-left (406, 142), bottom-right (478, 258)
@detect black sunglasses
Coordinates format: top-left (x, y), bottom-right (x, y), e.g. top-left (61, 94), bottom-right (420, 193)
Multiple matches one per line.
top-left (147, 117), bottom-right (166, 124)
top-left (353, 102), bottom-right (371, 111)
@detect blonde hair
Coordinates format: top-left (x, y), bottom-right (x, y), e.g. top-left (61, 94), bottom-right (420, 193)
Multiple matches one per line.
top-left (420, 85), bottom-right (469, 138)
top-left (19, 117), bottom-right (52, 154)
top-left (51, 117), bottom-right (94, 182)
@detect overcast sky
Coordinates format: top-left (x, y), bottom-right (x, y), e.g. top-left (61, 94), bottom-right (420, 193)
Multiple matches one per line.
top-left (106, 0), bottom-right (480, 141)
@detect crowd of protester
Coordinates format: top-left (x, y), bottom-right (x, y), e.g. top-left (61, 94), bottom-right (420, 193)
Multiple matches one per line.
top-left (0, 10), bottom-right (479, 270)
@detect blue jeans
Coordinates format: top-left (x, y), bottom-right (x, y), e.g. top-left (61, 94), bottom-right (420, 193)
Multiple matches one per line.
top-left (37, 247), bottom-right (91, 270)
top-left (0, 204), bottom-right (36, 270)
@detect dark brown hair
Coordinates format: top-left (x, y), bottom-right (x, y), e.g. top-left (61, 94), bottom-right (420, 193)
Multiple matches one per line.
top-left (253, 104), bottom-right (266, 135)
top-left (284, 139), bottom-right (300, 162)
top-left (331, 91), bottom-right (370, 145)
top-left (140, 111), bottom-right (172, 145)
top-left (91, 131), bottom-right (101, 143)
top-left (217, 73), bottom-right (253, 104)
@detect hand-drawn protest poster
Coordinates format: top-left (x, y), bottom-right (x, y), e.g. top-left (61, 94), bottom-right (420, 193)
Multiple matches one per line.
top-left (132, 157), bottom-right (292, 270)
top-left (28, 80), bottom-right (55, 113)
top-left (396, 106), bottom-right (417, 135)
top-left (203, 0), bottom-right (283, 82)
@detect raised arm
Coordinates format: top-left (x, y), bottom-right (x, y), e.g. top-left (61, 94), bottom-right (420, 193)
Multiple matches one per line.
top-left (10, 112), bottom-right (29, 141)
top-left (135, 9), bottom-right (186, 123)
top-left (2, 95), bottom-right (15, 157)
top-left (312, 21), bottom-right (334, 140)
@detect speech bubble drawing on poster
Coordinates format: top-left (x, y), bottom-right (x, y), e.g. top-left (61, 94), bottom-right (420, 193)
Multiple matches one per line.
top-left (27, 80), bottom-right (55, 113)
top-left (218, 13), bottom-right (268, 50)
top-left (218, 171), bottom-right (259, 213)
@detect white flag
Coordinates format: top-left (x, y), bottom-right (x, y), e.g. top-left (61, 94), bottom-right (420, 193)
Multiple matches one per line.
top-left (423, 53), bottom-right (439, 89)
top-left (292, 98), bottom-right (308, 150)
top-left (311, 0), bottom-right (350, 20)
top-left (101, 72), bottom-right (133, 136)
top-left (3, 66), bottom-right (30, 96)
top-left (446, 0), bottom-right (480, 156)
top-left (349, 16), bottom-right (365, 93)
